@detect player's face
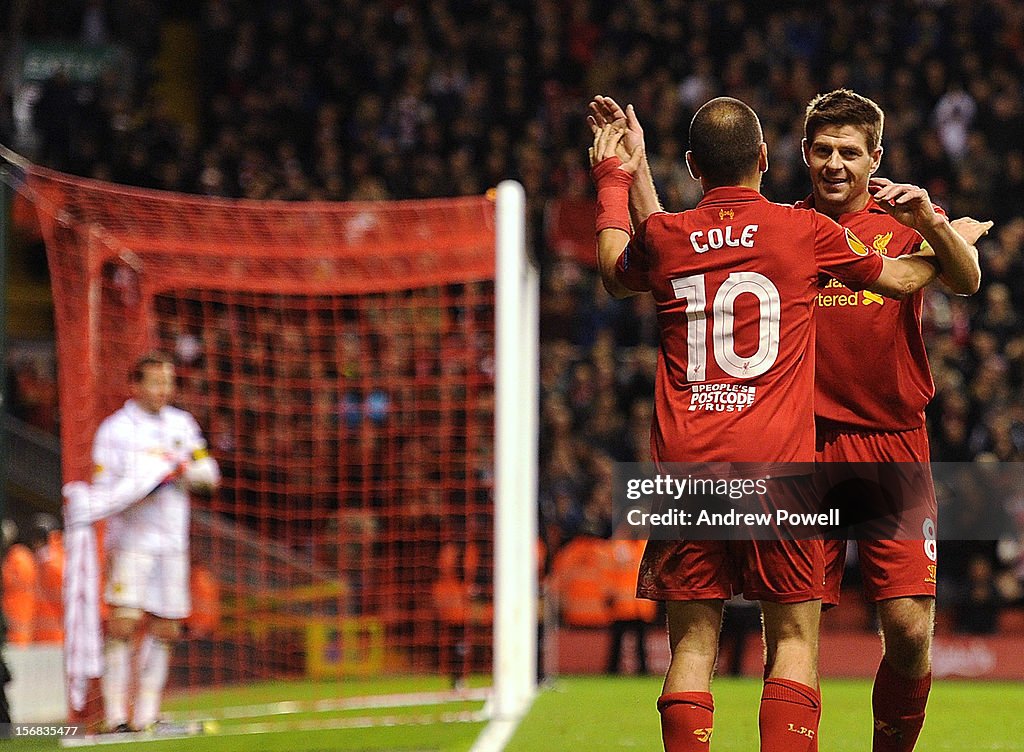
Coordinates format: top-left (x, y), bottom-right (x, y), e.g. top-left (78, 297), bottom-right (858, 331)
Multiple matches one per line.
top-left (133, 363), bottom-right (176, 414)
top-left (803, 125), bottom-right (882, 215)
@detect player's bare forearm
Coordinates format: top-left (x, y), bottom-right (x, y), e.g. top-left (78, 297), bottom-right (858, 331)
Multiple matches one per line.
top-left (918, 217), bottom-right (983, 295)
top-left (868, 254), bottom-right (940, 299)
top-left (597, 228), bottom-right (640, 298)
top-left (590, 125), bottom-right (644, 299)
top-left (630, 157), bottom-right (661, 227)
top-left (588, 96), bottom-right (660, 224)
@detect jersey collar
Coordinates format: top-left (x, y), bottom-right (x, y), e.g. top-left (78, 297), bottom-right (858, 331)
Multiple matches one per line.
top-left (125, 399), bottom-right (166, 421)
top-left (696, 186), bottom-right (766, 208)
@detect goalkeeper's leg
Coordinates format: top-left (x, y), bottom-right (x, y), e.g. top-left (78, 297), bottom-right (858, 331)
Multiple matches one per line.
top-left (102, 609), bottom-right (142, 731)
top-left (133, 626), bottom-right (177, 730)
top-left (132, 555), bottom-right (188, 731)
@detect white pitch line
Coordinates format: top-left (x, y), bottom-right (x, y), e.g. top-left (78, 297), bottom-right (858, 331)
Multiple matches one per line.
top-left (163, 687), bottom-right (491, 721)
top-left (62, 709), bottom-right (490, 746)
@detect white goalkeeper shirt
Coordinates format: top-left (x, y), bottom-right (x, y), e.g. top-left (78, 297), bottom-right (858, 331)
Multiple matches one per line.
top-left (92, 399), bottom-right (208, 555)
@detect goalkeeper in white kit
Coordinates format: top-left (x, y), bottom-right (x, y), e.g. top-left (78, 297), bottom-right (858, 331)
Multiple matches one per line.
top-left (89, 352), bottom-right (219, 732)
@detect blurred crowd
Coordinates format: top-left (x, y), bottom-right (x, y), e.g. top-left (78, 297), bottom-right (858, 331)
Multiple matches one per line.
top-left (3, 0), bottom-right (1024, 635)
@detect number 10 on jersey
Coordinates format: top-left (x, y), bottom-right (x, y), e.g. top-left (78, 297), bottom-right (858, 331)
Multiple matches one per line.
top-left (671, 272), bottom-right (781, 381)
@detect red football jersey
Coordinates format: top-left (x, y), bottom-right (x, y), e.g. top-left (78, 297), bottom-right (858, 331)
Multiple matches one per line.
top-left (795, 196), bottom-right (936, 431)
top-left (615, 186), bottom-right (883, 464)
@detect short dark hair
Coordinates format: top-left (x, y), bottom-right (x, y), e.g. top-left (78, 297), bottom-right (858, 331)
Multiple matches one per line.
top-left (804, 89), bottom-right (884, 152)
top-left (688, 97), bottom-right (764, 186)
top-left (131, 351), bottom-right (174, 382)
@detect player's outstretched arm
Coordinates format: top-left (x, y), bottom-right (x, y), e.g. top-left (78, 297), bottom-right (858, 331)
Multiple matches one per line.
top-left (588, 96), bottom-right (661, 226)
top-left (869, 177), bottom-right (982, 294)
top-left (868, 254), bottom-right (943, 299)
top-left (590, 124), bottom-right (645, 299)
top-left (928, 215), bottom-right (993, 290)
top-left (864, 215), bottom-right (992, 300)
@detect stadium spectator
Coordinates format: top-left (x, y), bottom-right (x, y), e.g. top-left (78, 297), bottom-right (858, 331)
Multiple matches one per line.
top-left (88, 352), bottom-right (219, 732)
top-left (952, 554), bottom-right (1002, 635)
top-left (30, 514), bottom-right (64, 644)
top-left (184, 564), bottom-right (221, 639)
top-left (1, 521), bottom-right (37, 646)
top-left (604, 537), bottom-right (656, 675)
top-left (8, 358), bottom-right (59, 433)
top-left (548, 526), bottom-right (610, 629)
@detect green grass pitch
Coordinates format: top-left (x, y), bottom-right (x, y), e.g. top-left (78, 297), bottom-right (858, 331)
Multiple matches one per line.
top-left (7, 675), bottom-right (1023, 750)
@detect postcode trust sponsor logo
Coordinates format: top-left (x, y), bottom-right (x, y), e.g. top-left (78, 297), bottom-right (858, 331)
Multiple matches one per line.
top-left (688, 383), bottom-right (756, 412)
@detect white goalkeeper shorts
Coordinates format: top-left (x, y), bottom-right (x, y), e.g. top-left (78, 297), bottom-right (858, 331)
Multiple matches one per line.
top-left (105, 549), bottom-right (191, 620)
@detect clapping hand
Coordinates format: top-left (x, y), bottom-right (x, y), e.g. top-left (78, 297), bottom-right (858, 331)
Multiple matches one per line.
top-left (589, 124), bottom-right (644, 174)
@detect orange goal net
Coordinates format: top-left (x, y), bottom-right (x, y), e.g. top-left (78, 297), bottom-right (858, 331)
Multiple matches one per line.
top-left (4, 149), bottom-right (537, 735)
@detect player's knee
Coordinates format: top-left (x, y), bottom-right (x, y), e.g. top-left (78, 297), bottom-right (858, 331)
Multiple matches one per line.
top-left (107, 608), bottom-right (144, 639)
top-left (884, 617), bottom-right (932, 660)
top-left (149, 618), bottom-right (183, 641)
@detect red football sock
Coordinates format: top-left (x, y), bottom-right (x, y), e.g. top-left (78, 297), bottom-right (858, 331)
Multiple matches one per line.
top-left (808, 687), bottom-right (822, 752)
top-left (658, 691), bottom-right (714, 751)
top-left (759, 678), bottom-right (820, 752)
top-left (872, 658), bottom-right (931, 752)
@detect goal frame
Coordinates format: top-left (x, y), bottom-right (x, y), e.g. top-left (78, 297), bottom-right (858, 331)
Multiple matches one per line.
top-left (1, 148), bottom-right (538, 745)
top-left (492, 180), bottom-right (539, 726)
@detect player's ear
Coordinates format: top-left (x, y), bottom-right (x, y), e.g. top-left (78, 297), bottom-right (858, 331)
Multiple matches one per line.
top-left (685, 151), bottom-right (702, 181)
top-left (869, 145), bottom-right (883, 174)
top-left (759, 142), bottom-right (769, 174)
top-left (801, 138), bottom-right (811, 167)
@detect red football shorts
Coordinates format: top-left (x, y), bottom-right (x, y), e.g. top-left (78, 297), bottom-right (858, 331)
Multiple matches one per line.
top-left (816, 424), bottom-right (937, 605)
top-left (636, 476), bottom-right (825, 604)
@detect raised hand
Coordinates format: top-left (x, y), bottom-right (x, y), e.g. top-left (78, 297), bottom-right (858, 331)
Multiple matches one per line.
top-left (587, 96), bottom-right (661, 223)
top-left (589, 124), bottom-right (643, 173)
top-left (949, 216), bottom-right (994, 246)
top-left (870, 177), bottom-right (981, 294)
top-left (588, 95), bottom-right (645, 156)
top-left (868, 177), bottom-right (944, 233)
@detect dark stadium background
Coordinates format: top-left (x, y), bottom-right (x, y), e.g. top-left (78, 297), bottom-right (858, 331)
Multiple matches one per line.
top-left (1, 0), bottom-right (1022, 673)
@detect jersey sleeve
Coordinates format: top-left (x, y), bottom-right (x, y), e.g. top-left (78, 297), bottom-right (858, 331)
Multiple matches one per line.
top-left (813, 213), bottom-right (883, 291)
top-left (91, 419), bottom-right (123, 483)
top-left (183, 412), bottom-right (205, 453)
top-left (613, 217), bottom-right (654, 293)
top-left (184, 413), bottom-right (215, 462)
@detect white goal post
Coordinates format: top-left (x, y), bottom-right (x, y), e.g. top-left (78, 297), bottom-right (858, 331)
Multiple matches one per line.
top-left (487, 179), bottom-right (540, 743)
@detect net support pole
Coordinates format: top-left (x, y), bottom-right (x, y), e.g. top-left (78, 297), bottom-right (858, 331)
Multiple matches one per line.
top-left (0, 166), bottom-right (10, 526)
top-left (492, 179), bottom-right (538, 724)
